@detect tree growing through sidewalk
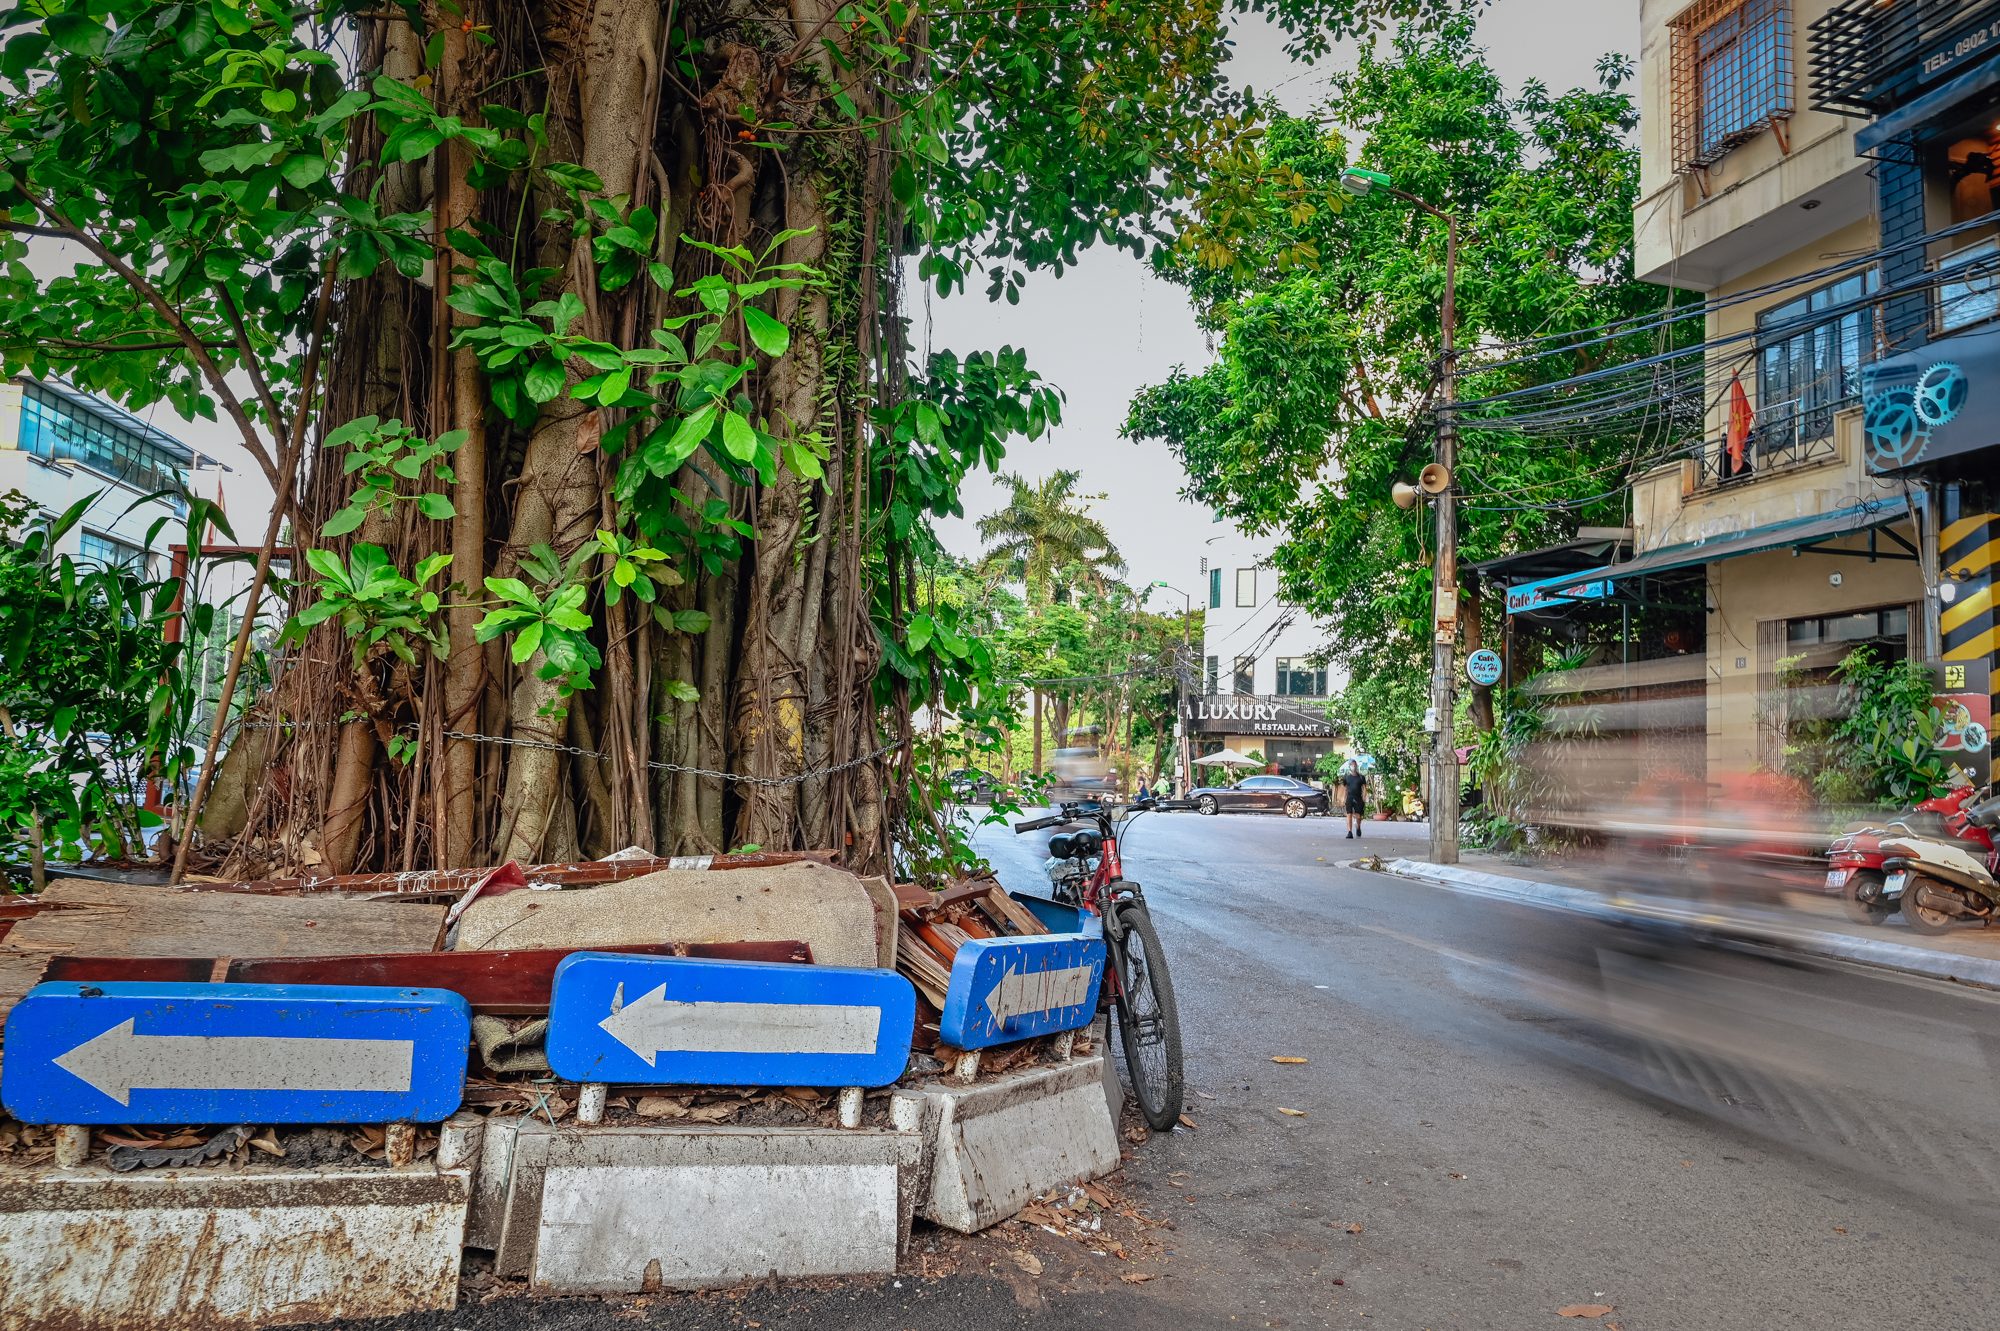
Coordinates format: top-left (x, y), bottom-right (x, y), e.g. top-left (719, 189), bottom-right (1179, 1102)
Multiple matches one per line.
top-left (0, 0), bottom-right (1480, 877)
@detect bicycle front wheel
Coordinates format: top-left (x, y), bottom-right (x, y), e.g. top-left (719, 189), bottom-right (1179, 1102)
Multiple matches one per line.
top-left (1110, 901), bottom-right (1184, 1131)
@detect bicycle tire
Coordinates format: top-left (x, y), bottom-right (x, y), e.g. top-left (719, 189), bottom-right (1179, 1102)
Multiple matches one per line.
top-left (1109, 901), bottom-right (1185, 1131)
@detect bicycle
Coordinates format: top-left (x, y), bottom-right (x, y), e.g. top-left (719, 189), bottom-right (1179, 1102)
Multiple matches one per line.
top-left (1013, 798), bottom-right (1185, 1131)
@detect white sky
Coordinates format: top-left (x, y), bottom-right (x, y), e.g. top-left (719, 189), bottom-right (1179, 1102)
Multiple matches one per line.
top-left (27, 0), bottom-right (1638, 589)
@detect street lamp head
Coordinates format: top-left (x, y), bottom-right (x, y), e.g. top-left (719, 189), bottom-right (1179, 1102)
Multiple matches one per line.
top-left (1339, 168), bottom-right (1393, 198)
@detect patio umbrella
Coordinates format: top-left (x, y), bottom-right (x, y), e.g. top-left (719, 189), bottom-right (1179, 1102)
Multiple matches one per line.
top-left (1192, 752), bottom-right (1263, 767)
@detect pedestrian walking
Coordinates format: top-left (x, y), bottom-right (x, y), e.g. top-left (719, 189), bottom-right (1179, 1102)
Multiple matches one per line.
top-left (1340, 760), bottom-right (1367, 839)
top-left (1137, 776), bottom-right (1152, 801)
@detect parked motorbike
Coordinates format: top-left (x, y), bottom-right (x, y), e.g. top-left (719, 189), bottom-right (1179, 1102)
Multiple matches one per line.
top-left (1879, 791), bottom-right (2000, 935)
top-left (1826, 786), bottom-right (1992, 926)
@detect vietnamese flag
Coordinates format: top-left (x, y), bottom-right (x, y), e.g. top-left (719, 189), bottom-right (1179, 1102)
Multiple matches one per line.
top-left (1726, 373), bottom-right (1753, 475)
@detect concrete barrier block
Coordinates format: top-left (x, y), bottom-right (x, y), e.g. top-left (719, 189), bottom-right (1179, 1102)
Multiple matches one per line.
top-left (0, 1164), bottom-right (469, 1330)
top-left (491, 1119), bottom-right (925, 1291)
top-left (915, 1051), bottom-right (1122, 1233)
top-left (466, 1113), bottom-right (522, 1251)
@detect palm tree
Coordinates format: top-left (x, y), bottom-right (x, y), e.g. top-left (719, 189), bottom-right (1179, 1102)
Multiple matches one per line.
top-left (976, 471), bottom-right (1125, 606)
top-left (976, 470), bottom-right (1125, 776)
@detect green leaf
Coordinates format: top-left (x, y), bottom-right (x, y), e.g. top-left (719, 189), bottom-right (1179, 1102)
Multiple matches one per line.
top-left (280, 154), bottom-right (328, 187)
top-left (664, 680), bottom-right (701, 702)
top-left (720, 410), bottom-right (757, 461)
top-left (210, 0), bottom-right (254, 35)
top-left (414, 552), bottom-right (453, 582)
top-left (45, 11), bottom-right (108, 57)
top-left (417, 493), bottom-right (456, 520)
top-left (523, 356), bottom-right (566, 402)
top-left (321, 505), bottom-right (367, 538)
top-left (511, 620), bottom-right (544, 664)
top-left (672, 609), bottom-right (712, 634)
top-left (742, 306), bottom-right (791, 359)
top-left (485, 577), bottom-right (539, 608)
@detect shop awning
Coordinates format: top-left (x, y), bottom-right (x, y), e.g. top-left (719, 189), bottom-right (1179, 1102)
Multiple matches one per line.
top-left (1503, 496), bottom-right (1913, 613)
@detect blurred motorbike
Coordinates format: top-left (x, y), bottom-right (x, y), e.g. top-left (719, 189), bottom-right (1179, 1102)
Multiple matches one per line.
top-left (1825, 785), bottom-right (1993, 926)
top-left (1879, 790), bottom-right (2000, 934)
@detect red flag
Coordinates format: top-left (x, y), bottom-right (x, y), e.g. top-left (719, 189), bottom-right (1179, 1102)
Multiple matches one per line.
top-left (1726, 373), bottom-right (1753, 474)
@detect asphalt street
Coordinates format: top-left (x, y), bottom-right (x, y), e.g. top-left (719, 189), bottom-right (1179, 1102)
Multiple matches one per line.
top-left (364, 808), bottom-right (2000, 1331)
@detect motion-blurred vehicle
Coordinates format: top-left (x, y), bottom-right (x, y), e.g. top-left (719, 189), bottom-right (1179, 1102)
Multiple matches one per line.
top-left (1882, 790), bottom-right (2000, 934)
top-left (1826, 786), bottom-right (1992, 925)
top-left (946, 768), bottom-right (1000, 805)
top-left (1047, 744), bottom-right (1118, 805)
top-left (1188, 775), bottom-right (1328, 819)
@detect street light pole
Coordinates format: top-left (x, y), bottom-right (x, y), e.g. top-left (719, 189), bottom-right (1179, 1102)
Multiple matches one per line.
top-left (1339, 168), bottom-right (1460, 864)
top-left (1152, 580), bottom-right (1194, 796)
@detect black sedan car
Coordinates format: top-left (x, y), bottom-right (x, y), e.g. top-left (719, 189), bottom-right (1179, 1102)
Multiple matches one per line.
top-left (1188, 775), bottom-right (1329, 818)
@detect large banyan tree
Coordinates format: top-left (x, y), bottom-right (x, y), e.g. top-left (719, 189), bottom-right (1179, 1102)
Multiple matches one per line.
top-left (0, 0), bottom-right (1458, 877)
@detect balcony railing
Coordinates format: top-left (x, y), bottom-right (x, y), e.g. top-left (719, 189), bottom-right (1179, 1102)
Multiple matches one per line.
top-left (1810, 0), bottom-right (2000, 118)
top-left (1692, 398), bottom-right (1844, 488)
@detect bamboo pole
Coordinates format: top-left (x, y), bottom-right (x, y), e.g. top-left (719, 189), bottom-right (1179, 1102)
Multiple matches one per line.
top-left (170, 263), bottom-right (338, 885)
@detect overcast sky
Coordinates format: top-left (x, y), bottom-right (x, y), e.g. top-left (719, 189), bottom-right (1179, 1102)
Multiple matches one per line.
top-left (42, 0), bottom-right (1638, 588)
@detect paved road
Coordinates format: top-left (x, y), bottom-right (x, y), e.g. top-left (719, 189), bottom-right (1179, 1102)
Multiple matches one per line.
top-left (385, 808), bottom-right (2000, 1331)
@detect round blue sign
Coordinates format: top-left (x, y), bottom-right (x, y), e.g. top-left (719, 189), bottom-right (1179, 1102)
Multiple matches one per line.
top-left (1466, 649), bottom-right (1503, 687)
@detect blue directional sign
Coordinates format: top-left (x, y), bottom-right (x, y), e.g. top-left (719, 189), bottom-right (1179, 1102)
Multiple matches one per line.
top-left (939, 935), bottom-right (1105, 1050)
top-left (546, 954), bottom-right (915, 1088)
top-left (2, 982), bottom-right (471, 1125)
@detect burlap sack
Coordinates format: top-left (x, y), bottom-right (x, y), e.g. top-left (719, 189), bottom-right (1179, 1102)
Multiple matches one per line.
top-left (456, 860), bottom-right (882, 968)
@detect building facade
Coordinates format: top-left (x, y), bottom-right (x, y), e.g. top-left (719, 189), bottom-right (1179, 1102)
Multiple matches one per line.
top-left (1181, 521), bottom-right (1350, 781)
top-left (1483, 0), bottom-right (1998, 798)
top-left (0, 376), bottom-right (194, 578)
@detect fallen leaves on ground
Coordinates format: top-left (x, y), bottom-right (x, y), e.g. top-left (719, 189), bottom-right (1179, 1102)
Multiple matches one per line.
top-left (1010, 1251), bottom-right (1043, 1276)
top-left (1196, 1092), bottom-right (1218, 1100)
top-left (1346, 1224), bottom-right (1363, 1234)
top-left (1272, 1056), bottom-right (1308, 1064)
top-left (1178, 1115), bottom-right (1198, 1129)
top-left (1125, 1127), bottom-right (1148, 1143)
top-left (1120, 1273), bottom-right (1155, 1284)
top-left (1447, 1173), bottom-right (1466, 1180)
top-left (1833, 1227), bottom-right (1847, 1234)
top-left (636, 1096), bottom-right (691, 1119)
top-left (1556, 1305), bottom-right (1615, 1318)
top-left (1278, 1107), bottom-right (1307, 1117)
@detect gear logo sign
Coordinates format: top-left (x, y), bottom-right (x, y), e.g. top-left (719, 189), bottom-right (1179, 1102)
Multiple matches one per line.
top-left (1863, 360), bottom-right (1970, 469)
top-left (1914, 362), bottom-right (1968, 426)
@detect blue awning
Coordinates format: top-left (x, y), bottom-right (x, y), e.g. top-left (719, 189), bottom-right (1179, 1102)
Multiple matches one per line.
top-left (1504, 496), bottom-right (1913, 614)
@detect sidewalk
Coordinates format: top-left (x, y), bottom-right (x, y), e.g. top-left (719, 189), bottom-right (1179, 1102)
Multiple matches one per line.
top-left (1373, 850), bottom-right (2000, 990)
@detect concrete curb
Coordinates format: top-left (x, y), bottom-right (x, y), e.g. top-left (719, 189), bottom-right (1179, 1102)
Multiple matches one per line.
top-left (487, 1118), bottom-right (927, 1291)
top-left (0, 1164), bottom-right (469, 1329)
top-left (912, 1051), bottom-right (1122, 1234)
top-left (1378, 857), bottom-right (2000, 989)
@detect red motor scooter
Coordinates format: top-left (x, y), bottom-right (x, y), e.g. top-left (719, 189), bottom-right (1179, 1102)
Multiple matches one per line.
top-left (1826, 785), bottom-right (1994, 925)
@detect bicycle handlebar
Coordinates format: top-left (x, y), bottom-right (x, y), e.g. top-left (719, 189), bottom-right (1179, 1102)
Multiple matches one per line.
top-left (1012, 814), bottom-right (1066, 833)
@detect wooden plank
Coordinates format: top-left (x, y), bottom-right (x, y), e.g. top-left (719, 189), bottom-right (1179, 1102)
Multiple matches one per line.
top-left (5, 882), bottom-right (444, 959)
top-left (40, 941), bottom-right (814, 1015)
top-left (982, 885), bottom-right (1053, 938)
top-left (894, 932), bottom-right (952, 1010)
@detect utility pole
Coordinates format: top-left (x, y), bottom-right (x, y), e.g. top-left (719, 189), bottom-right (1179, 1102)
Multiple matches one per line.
top-left (1339, 167), bottom-right (1460, 864)
top-left (1431, 211), bottom-right (1460, 865)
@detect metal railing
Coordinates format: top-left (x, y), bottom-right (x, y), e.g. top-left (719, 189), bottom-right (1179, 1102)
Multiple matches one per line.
top-left (1692, 397), bottom-right (1844, 488)
top-left (1810, 0), bottom-right (2000, 118)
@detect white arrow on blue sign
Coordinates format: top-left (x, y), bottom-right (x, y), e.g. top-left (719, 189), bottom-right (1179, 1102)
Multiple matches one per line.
top-left (1, 982), bottom-right (470, 1125)
top-left (545, 954), bottom-right (916, 1087)
top-left (939, 935), bottom-right (1106, 1050)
